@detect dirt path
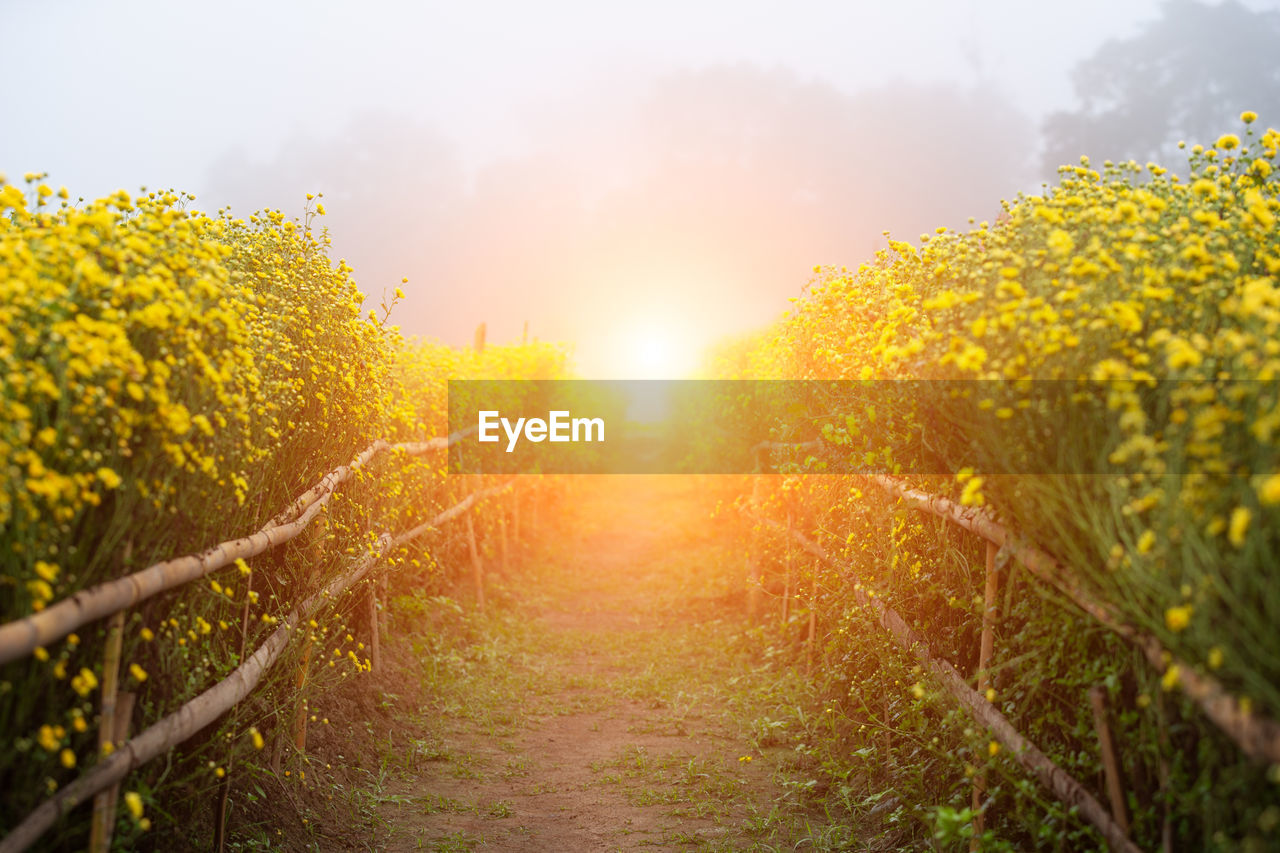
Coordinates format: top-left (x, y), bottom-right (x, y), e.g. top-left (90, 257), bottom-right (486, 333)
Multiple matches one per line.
top-left (358, 477), bottom-right (809, 851)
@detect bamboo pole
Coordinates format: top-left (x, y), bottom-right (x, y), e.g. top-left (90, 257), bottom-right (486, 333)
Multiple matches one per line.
top-left (869, 474), bottom-right (1280, 766)
top-left (498, 511), bottom-right (509, 576)
top-left (214, 558), bottom-right (257, 847)
top-left (265, 433), bottom-right (464, 530)
top-left (466, 511), bottom-right (485, 612)
top-left (782, 511), bottom-right (793, 625)
top-left (512, 492), bottom-right (521, 543)
top-left (805, 587), bottom-right (816, 676)
top-left (1155, 690), bottom-right (1173, 853)
top-left (0, 552), bottom-right (377, 853)
top-left (745, 508), bottom-right (1141, 853)
top-left (293, 643), bottom-right (312, 752)
top-left (0, 496), bottom-right (327, 667)
top-left (212, 772), bottom-right (231, 853)
top-left (971, 539), bottom-right (1000, 851)
top-left (97, 690), bottom-right (134, 851)
top-left (1089, 686), bottom-right (1131, 844)
top-left (88, 611), bottom-right (126, 853)
top-left (0, 431), bottom-right (473, 667)
top-left (294, 515), bottom-right (326, 751)
top-left (367, 581), bottom-right (381, 673)
top-left (1, 483), bottom-right (513, 852)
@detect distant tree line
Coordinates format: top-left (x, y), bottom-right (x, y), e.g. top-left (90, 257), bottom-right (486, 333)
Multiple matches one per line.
top-left (1041, 0), bottom-right (1280, 176)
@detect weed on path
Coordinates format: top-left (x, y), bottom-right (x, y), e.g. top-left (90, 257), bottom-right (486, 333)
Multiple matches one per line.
top-left (296, 478), bottom-right (867, 851)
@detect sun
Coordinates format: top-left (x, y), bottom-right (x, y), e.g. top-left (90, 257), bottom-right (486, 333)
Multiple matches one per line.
top-left (619, 324), bottom-right (695, 379)
top-left (636, 331), bottom-right (672, 371)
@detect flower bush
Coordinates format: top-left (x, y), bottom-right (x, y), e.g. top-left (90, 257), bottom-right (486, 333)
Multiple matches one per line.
top-left (725, 114), bottom-right (1280, 848)
top-left (0, 177), bottom-right (564, 845)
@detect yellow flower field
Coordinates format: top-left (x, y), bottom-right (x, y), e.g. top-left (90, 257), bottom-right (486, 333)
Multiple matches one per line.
top-left (0, 176), bottom-right (562, 842)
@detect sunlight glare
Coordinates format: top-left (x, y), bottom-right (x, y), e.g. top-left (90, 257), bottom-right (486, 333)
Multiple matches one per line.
top-left (621, 324), bottom-right (695, 379)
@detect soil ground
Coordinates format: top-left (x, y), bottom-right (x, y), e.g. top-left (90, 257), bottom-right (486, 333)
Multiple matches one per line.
top-left (279, 477), bottom-right (855, 851)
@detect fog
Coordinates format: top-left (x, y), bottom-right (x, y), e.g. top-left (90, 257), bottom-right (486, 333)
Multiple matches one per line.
top-left (5, 0), bottom-right (1277, 376)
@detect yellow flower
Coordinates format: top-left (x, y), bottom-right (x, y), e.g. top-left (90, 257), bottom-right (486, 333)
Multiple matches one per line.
top-left (1208, 647), bottom-right (1224, 670)
top-left (71, 667), bottom-right (99, 697)
top-left (1164, 605), bottom-right (1192, 632)
top-left (26, 579), bottom-right (54, 604)
top-left (37, 725), bottom-right (60, 752)
top-left (1136, 530), bottom-right (1156, 555)
top-left (1047, 228), bottom-right (1073, 257)
top-left (1215, 133), bottom-right (1240, 150)
top-left (124, 791), bottom-right (144, 819)
top-left (140, 627), bottom-right (155, 642)
top-left (96, 467), bottom-right (123, 489)
top-left (1241, 110), bottom-right (1258, 124)
top-left (129, 663), bottom-right (148, 682)
top-left (988, 740), bottom-right (1000, 757)
top-left (960, 477), bottom-right (985, 507)
top-left (60, 749), bottom-right (76, 768)
top-left (250, 727), bottom-right (265, 750)
top-left (1258, 474), bottom-right (1280, 505)
top-left (1228, 506), bottom-right (1252, 548)
top-left (1161, 665), bottom-right (1181, 691)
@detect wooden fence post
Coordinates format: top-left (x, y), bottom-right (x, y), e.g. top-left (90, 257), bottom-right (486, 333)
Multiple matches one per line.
top-left (466, 511), bottom-right (485, 612)
top-left (367, 580), bottom-right (381, 674)
top-left (98, 690), bottom-right (135, 851)
top-left (971, 539), bottom-right (1001, 851)
top-left (499, 509), bottom-right (510, 575)
top-left (805, 575), bottom-right (817, 675)
top-left (512, 491), bottom-right (521, 544)
top-left (782, 511), bottom-right (793, 626)
top-left (294, 644), bottom-right (311, 752)
top-left (89, 610), bottom-right (126, 853)
top-left (745, 545), bottom-right (759, 620)
top-left (1089, 686), bottom-right (1131, 843)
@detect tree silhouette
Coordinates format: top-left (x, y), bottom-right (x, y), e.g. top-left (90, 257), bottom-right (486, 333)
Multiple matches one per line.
top-left (1041, 0), bottom-right (1280, 176)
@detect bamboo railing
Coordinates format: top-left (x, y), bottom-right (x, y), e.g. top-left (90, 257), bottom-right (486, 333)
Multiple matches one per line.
top-left (745, 507), bottom-right (1141, 853)
top-left (868, 474), bottom-right (1280, 766)
top-left (0, 429), bottom-right (505, 851)
top-left (745, 458), bottom-right (1280, 849)
top-left (0, 483), bottom-right (509, 852)
top-left (0, 430), bottom-right (471, 666)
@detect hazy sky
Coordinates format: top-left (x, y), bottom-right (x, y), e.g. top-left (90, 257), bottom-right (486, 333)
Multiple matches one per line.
top-left (2, 0), bottom-right (1248, 376)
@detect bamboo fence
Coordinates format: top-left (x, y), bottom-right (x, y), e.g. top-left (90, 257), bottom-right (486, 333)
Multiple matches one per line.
top-left (867, 474), bottom-right (1280, 766)
top-left (0, 430), bottom-right (471, 666)
top-left (0, 429), bottom-right (504, 851)
top-left (745, 507), bottom-right (1141, 853)
top-left (744, 459), bottom-right (1280, 849)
